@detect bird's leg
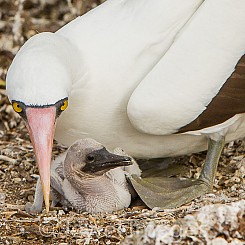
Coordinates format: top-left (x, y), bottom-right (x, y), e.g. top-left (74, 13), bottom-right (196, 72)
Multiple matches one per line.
top-left (199, 136), bottom-right (225, 188)
top-left (25, 177), bottom-right (44, 214)
top-left (130, 136), bottom-right (225, 209)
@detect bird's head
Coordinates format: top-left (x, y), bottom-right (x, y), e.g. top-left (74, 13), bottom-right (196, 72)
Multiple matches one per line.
top-left (64, 138), bottom-right (132, 177)
top-left (6, 32), bottom-right (79, 212)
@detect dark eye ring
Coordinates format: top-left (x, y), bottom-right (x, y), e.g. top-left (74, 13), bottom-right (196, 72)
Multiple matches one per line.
top-left (86, 155), bottom-right (95, 163)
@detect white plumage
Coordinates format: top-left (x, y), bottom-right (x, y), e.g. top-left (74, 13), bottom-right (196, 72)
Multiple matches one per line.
top-left (7, 0), bottom-right (245, 157)
top-left (54, 0), bottom-right (244, 157)
top-left (6, 0), bottom-right (245, 210)
top-left (128, 0), bottom-right (245, 135)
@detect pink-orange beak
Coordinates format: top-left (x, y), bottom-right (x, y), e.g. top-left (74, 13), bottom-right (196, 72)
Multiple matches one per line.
top-left (26, 107), bottom-right (56, 212)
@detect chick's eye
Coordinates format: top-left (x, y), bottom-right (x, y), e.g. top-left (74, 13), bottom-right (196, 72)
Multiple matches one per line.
top-left (12, 102), bottom-right (23, 113)
top-left (60, 100), bottom-right (68, 111)
top-left (86, 155), bottom-right (95, 163)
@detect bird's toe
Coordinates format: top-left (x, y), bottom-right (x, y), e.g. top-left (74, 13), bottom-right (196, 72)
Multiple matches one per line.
top-left (130, 175), bottom-right (211, 209)
top-left (25, 202), bottom-right (42, 214)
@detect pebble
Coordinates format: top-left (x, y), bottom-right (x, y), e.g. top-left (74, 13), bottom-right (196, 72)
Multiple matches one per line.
top-left (230, 176), bottom-right (241, 183)
top-left (58, 210), bottom-right (65, 216)
top-left (13, 177), bottom-right (22, 184)
top-left (0, 193), bottom-right (6, 203)
top-left (27, 195), bottom-right (34, 202)
top-left (232, 156), bottom-right (244, 161)
top-left (152, 207), bottom-right (162, 212)
top-left (211, 237), bottom-right (228, 245)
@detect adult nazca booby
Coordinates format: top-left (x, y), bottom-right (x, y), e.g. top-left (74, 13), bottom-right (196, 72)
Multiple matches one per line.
top-left (6, 0), bottom-right (245, 211)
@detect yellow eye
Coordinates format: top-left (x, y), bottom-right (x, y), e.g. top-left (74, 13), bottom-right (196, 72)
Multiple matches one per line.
top-left (60, 100), bottom-right (68, 111)
top-left (12, 102), bottom-right (23, 113)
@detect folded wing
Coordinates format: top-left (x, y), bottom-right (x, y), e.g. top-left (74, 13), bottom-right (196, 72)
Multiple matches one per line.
top-left (128, 0), bottom-right (245, 135)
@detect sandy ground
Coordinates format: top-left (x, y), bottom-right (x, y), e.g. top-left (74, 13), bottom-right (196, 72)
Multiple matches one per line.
top-left (0, 1), bottom-right (244, 244)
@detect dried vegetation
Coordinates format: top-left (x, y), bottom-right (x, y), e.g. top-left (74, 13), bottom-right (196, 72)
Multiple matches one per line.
top-left (0, 0), bottom-right (244, 244)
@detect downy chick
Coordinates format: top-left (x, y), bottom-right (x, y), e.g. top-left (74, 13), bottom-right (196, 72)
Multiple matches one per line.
top-left (25, 138), bottom-right (133, 214)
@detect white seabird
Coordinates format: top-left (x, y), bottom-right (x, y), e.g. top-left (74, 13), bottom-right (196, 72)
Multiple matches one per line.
top-left (6, 0), bottom-right (245, 211)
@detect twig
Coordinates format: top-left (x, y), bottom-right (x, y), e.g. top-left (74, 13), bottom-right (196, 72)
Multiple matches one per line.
top-left (12, 0), bottom-right (25, 45)
top-left (0, 155), bottom-right (17, 164)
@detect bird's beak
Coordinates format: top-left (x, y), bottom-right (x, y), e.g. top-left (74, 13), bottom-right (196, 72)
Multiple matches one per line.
top-left (83, 148), bottom-right (132, 173)
top-left (25, 107), bottom-right (56, 212)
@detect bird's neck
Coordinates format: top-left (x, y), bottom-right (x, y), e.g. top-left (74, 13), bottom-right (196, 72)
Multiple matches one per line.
top-left (64, 161), bottom-right (108, 192)
top-left (64, 162), bottom-right (127, 196)
top-left (64, 163), bottom-right (131, 212)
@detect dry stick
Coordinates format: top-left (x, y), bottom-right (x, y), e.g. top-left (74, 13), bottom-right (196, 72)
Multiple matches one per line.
top-left (0, 155), bottom-right (17, 164)
top-left (13, 0), bottom-right (25, 45)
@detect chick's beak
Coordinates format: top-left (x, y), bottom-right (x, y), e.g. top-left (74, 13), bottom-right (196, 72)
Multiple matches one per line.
top-left (26, 107), bottom-right (56, 212)
top-left (83, 148), bottom-right (132, 173)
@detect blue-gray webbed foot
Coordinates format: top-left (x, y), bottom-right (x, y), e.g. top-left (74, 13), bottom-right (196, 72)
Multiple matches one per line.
top-left (130, 137), bottom-right (225, 209)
